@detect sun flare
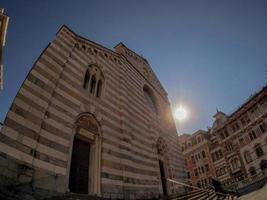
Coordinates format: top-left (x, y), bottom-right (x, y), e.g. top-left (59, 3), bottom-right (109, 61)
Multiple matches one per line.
top-left (175, 105), bottom-right (188, 122)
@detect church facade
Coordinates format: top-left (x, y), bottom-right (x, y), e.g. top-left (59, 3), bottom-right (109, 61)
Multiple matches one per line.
top-left (0, 26), bottom-right (186, 199)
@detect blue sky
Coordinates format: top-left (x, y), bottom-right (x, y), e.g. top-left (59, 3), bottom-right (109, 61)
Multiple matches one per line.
top-left (0, 0), bottom-right (266, 133)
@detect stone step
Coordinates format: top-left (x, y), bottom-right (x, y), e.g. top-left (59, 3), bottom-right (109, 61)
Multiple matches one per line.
top-left (45, 193), bottom-right (102, 200)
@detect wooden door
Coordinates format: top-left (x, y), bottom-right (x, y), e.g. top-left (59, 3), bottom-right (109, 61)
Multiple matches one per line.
top-left (69, 137), bottom-right (90, 194)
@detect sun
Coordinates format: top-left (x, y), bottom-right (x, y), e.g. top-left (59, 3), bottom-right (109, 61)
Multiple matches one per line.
top-left (175, 105), bottom-right (188, 122)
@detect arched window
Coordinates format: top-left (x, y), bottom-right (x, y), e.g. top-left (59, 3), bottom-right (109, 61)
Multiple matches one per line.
top-left (83, 65), bottom-right (105, 98)
top-left (255, 144), bottom-right (264, 158)
top-left (96, 80), bottom-right (102, 97)
top-left (197, 136), bottom-right (202, 143)
top-left (202, 150), bottom-right (206, 158)
top-left (143, 85), bottom-right (158, 114)
top-left (83, 70), bottom-right (90, 89)
top-left (90, 75), bottom-right (96, 94)
top-left (244, 151), bottom-right (252, 163)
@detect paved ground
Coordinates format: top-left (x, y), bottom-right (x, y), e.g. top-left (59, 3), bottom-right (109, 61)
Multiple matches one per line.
top-left (238, 184), bottom-right (267, 200)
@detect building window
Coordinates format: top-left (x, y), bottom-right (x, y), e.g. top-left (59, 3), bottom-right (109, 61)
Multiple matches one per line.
top-left (249, 131), bottom-right (257, 141)
top-left (205, 164), bottom-right (209, 172)
top-left (83, 70), bottom-right (90, 89)
top-left (83, 65), bottom-right (104, 98)
top-left (90, 75), bottom-right (96, 94)
top-left (143, 85), bottom-right (158, 114)
top-left (197, 181), bottom-right (201, 188)
top-left (187, 172), bottom-right (191, 179)
top-left (226, 143), bottom-right (233, 152)
top-left (201, 166), bottom-right (205, 174)
top-left (240, 114), bottom-right (251, 126)
top-left (255, 144), bottom-right (264, 158)
top-left (194, 169), bottom-right (198, 176)
top-left (244, 151), bottom-right (252, 163)
top-left (231, 158), bottom-right (239, 170)
top-left (197, 136), bottom-right (202, 143)
top-left (224, 129), bottom-right (229, 138)
top-left (259, 122), bottom-right (267, 134)
top-left (249, 167), bottom-right (256, 176)
top-left (202, 150), bottom-right (206, 158)
top-left (191, 156), bottom-right (195, 164)
top-left (96, 80), bottom-right (102, 97)
top-left (216, 169), bottom-right (220, 176)
top-left (231, 122), bottom-right (240, 132)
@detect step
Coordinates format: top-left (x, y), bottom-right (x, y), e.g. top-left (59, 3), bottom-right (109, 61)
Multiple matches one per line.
top-left (188, 191), bottom-right (210, 200)
top-left (173, 190), bottom-right (206, 199)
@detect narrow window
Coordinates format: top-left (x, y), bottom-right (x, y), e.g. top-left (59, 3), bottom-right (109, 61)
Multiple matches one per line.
top-left (191, 156), bottom-right (195, 164)
top-left (96, 80), bottom-right (102, 98)
top-left (202, 150), bottom-right (206, 158)
top-left (259, 122), bottom-right (267, 134)
top-left (205, 164), bottom-right (209, 172)
top-left (194, 169), bottom-right (198, 176)
top-left (90, 75), bottom-right (96, 94)
top-left (143, 86), bottom-right (158, 114)
top-left (83, 71), bottom-right (90, 89)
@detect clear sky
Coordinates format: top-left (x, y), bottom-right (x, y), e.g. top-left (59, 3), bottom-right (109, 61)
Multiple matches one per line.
top-left (0, 0), bottom-right (266, 134)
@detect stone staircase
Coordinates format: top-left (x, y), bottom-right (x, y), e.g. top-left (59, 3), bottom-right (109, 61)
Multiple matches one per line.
top-left (166, 189), bottom-right (238, 200)
top-left (45, 193), bottom-right (102, 200)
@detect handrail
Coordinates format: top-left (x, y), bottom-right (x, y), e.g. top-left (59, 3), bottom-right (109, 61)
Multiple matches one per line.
top-left (167, 179), bottom-right (212, 193)
top-left (166, 178), bottom-right (232, 197)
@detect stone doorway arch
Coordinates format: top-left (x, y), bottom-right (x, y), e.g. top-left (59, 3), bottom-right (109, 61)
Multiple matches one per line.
top-left (68, 113), bottom-right (101, 195)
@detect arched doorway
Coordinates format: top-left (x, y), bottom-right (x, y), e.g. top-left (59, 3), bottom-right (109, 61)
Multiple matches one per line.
top-left (69, 113), bottom-right (101, 195)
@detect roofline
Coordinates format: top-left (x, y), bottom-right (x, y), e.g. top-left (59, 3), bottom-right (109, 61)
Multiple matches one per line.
top-left (57, 25), bottom-right (121, 57)
top-left (228, 84), bottom-right (267, 118)
top-left (114, 42), bottom-right (148, 63)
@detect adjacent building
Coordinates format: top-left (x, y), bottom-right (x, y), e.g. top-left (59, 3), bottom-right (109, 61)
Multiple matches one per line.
top-left (179, 130), bottom-right (216, 188)
top-left (0, 8), bottom-right (9, 90)
top-left (0, 25), bottom-right (186, 199)
top-left (179, 86), bottom-right (267, 190)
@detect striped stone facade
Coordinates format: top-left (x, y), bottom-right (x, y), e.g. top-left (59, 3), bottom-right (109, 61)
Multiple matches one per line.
top-left (0, 25), bottom-right (186, 199)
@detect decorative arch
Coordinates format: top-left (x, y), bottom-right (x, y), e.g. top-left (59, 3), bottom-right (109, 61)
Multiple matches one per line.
top-left (143, 85), bottom-right (158, 114)
top-left (68, 113), bottom-right (101, 195)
